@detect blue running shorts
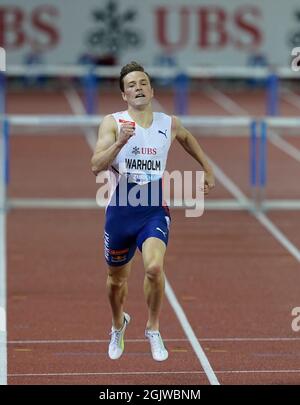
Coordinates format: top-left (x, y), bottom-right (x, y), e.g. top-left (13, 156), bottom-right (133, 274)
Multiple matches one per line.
top-left (104, 205), bottom-right (171, 267)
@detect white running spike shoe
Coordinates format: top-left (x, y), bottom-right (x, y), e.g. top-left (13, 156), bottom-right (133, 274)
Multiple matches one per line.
top-left (108, 313), bottom-right (130, 360)
top-left (145, 330), bottom-right (169, 361)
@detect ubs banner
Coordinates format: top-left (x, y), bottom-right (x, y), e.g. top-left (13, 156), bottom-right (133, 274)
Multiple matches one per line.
top-left (0, 0), bottom-right (299, 67)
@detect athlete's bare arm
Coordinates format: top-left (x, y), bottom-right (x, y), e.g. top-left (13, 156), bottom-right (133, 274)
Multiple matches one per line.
top-left (172, 116), bottom-right (215, 194)
top-left (91, 115), bottom-right (135, 175)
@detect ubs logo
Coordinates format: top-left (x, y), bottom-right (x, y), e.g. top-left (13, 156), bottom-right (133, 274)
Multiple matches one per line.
top-left (132, 147), bottom-right (157, 155)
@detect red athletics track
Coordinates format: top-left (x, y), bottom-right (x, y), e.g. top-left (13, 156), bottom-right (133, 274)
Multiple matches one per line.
top-left (6, 85), bottom-right (300, 384)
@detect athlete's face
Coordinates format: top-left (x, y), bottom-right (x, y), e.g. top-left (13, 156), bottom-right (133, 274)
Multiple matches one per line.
top-left (122, 71), bottom-right (153, 108)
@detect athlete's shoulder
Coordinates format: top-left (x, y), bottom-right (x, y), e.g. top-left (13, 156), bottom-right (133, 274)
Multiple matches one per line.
top-left (99, 114), bottom-right (118, 132)
top-left (101, 114), bottom-right (118, 123)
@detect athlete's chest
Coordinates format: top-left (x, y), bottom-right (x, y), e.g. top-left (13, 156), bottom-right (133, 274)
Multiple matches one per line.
top-left (119, 127), bottom-right (170, 159)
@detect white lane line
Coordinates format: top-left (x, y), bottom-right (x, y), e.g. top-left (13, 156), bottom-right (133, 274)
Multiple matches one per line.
top-left (208, 85), bottom-right (300, 163)
top-left (165, 280), bottom-right (219, 385)
top-left (282, 88), bottom-right (300, 110)
top-left (255, 212), bottom-right (300, 261)
top-left (266, 87), bottom-right (300, 161)
top-left (206, 157), bottom-right (249, 204)
top-left (7, 371), bottom-right (212, 377)
top-left (7, 336), bottom-right (300, 344)
top-left (64, 88), bottom-right (220, 386)
top-left (217, 369), bottom-right (300, 374)
top-left (209, 157), bottom-right (300, 262)
top-left (63, 86), bottom-right (98, 148)
top-left (8, 369), bottom-right (300, 378)
top-left (268, 129), bottom-right (300, 162)
top-left (206, 87), bottom-right (247, 115)
top-left (0, 126), bottom-right (7, 385)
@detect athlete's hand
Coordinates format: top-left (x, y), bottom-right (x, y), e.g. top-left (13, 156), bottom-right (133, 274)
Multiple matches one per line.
top-left (117, 123), bottom-right (135, 146)
top-left (204, 171), bottom-right (215, 195)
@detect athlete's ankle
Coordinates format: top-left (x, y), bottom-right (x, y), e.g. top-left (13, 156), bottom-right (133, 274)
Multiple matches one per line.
top-left (146, 322), bottom-right (159, 331)
top-left (113, 313), bottom-right (125, 330)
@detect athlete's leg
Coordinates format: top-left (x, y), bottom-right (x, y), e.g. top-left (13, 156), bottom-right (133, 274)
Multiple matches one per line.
top-left (142, 237), bottom-right (166, 331)
top-left (107, 260), bottom-right (133, 330)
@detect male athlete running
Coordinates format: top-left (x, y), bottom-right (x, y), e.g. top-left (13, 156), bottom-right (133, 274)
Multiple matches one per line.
top-left (91, 61), bottom-right (215, 361)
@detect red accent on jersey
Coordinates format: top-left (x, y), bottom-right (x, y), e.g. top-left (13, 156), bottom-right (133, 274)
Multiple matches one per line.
top-left (119, 119), bottom-right (136, 127)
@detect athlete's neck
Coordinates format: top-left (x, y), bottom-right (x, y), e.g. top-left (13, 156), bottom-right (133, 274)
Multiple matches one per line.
top-left (127, 105), bottom-right (153, 129)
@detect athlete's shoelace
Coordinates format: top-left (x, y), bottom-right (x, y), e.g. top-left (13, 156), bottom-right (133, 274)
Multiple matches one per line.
top-left (110, 329), bottom-right (122, 347)
top-left (110, 319), bottom-right (126, 346)
top-left (147, 332), bottom-right (165, 353)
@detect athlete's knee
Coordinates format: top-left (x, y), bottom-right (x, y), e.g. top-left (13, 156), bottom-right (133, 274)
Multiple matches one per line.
top-left (145, 262), bottom-right (164, 281)
top-left (107, 271), bottom-right (128, 289)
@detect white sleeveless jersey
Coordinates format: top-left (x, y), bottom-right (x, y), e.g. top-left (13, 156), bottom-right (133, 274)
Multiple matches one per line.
top-left (110, 111), bottom-right (172, 185)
